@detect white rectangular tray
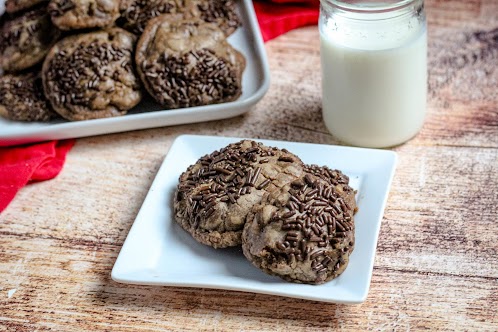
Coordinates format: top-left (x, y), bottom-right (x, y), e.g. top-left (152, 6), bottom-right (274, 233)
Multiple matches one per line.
top-left (112, 135), bottom-right (398, 304)
top-left (0, 0), bottom-right (270, 146)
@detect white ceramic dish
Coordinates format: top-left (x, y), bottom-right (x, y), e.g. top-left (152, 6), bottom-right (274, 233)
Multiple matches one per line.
top-left (0, 0), bottom-right (270, 146)
top-left (112, 135), bottom-right (397, 304)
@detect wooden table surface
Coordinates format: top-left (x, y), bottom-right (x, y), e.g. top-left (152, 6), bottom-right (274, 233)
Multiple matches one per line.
top-left (1, 0), bottom-right (497, 331)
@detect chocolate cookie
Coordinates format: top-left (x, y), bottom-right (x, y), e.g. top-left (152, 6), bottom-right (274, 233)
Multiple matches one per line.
top-left (48, 0), bottom-right (120, 30)
top-left (186, 0), bottom-right (241, 37)
top-left (118, 0), bottom-right (185, 35)
top-left (174, 140), bottom-right (305, 248)
top-left (5, 0), bottom-right (48, 14)
top-left (242, 166), bottom-right (357, 284)
top-left (0, 6), bottom-right (60, 72)
top-left (0, 71), bottom-right (58, 121)
top-left (136, 15), bottom-right (245, 109)
top-left (42, 28), bottom-right (142, 121)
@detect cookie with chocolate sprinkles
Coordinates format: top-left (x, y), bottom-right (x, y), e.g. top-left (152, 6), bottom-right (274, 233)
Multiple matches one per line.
top-left (242, 167), bottom-right (357, 284)
top-left (0, 71), bottom-right (58, 121)
top-left (42, 28), bottom-right (143, 121)
top-left (48, 0), bottom-right (120, 30)
top-left (117, 0), bottom-right (186, 35)
top-left (1, 6), bottom-right (60, 72)
top-left (5, 0), bottom-right (48, 14)
top-left (174, 140), bottom-right (306, 248)
top-left (183, 0), bottom-right (241, 37)
top-left (136, 15), bottom-right (245, 109)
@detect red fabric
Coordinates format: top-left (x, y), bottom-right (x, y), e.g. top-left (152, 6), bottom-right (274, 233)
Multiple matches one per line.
top-left (0, 0), bottom-right (319, 212)
top-left (254, 0), bottom-right (320, 42)
top-left (0, 140), bottom-right (75, 212)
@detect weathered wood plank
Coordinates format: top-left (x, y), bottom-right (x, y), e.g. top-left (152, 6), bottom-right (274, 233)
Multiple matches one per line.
top-left (1, 144), bottom-right (496, 330)
top-left (1, 236), bottom-right (497, 331)
top-left (378, 145), bottom-right (498, 278)
top-left (1, 0), bottom-right (497, 330)
top-left (2, 145), bottom-right (496, 277)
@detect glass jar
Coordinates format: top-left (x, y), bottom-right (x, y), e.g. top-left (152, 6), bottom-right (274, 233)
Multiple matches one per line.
top-left (319, 0), bottom-right (427, 148)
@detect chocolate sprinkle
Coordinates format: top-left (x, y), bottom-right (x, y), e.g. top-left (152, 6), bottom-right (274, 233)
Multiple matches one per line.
top-left (196, 0), bottom-right (241, 36)
top-left (118, 0), bottom-right (178, 34)
top-left (45, 34), bottom-right (139, 113)
top-left (267, 172), bottom-right (355, 278)
top-left (143, 48), bottom-right (240, 109)
top-left (305, 164), bottom-right (352, 189)
top-left (0, 72), bottom-right (56, 122)
top-left (1, 6), bottom-right (60, 71)
top-left (177, 141), bottom-right (291, 226)
top-left (1, 7), bottom-right (45, 53)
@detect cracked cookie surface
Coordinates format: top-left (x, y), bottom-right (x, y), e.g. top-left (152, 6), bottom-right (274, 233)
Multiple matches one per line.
top-left (0, 71), bottom-right (58, 121)
top-left (136, 15), bottom-right (245, 109)
top-left (174, 140), bottom-right (305, 248)
top-left (242, 166), bottom-right (357, 284)
top-left (5, 0), bottom-right (48, 14)
top-left (48, 0), bottom-right (120, 30)
top-left (42, 28), bottom-right (142, 121)
top-left (183, 0), bottom-right (241, 37)
top-left (118, 0), bottom-right (185, 35)
top-left (118, 0), bottom-right (241, 37)
top-left (1, 6), bottom-right (60, 72)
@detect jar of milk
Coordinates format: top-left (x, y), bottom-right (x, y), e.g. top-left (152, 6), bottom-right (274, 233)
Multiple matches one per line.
top-left (320, 0), bottom-right (427, 148)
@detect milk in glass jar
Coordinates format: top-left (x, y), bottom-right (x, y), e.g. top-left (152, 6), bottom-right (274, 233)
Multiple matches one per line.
top-left (320, 0), bottom-right (427, 148)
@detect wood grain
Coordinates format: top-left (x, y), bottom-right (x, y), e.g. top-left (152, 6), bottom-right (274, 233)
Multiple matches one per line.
top-left (1, 0), bottom-right (497, 330)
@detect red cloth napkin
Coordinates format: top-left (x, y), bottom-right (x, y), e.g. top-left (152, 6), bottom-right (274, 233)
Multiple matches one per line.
top-left (254, 0), bottom-right (319, 42)
top-left (0, 0), bottom-right (319, 213)
top-left (0, 140), bottom-right (74, 212)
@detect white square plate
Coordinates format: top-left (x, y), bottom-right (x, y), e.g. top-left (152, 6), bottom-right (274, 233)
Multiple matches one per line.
top-left (0, 0), bottom-right (269, 146)
top-left (112, 135), bottom-right (397, 304)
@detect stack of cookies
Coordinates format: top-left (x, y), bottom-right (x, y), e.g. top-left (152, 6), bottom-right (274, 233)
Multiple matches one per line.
top-left (174, 140), bottom-right (358, 285)
top-left (0, 0), bottom-right (245, 122)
